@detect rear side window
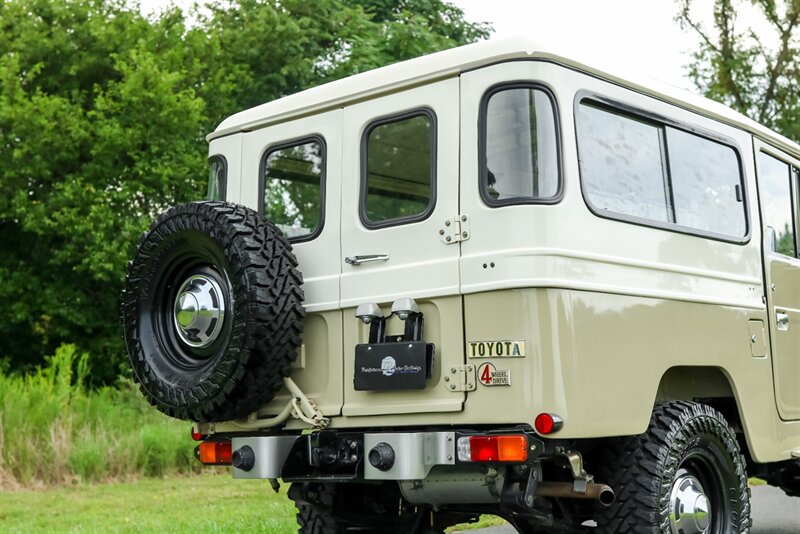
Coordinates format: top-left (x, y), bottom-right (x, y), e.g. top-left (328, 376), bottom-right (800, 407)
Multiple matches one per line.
top-left (758, 152), bottom-right (797, 257)
top-left (362, 110), bottom-right (435, 228)
top-left (576, 101), bottom-right (747, 240)
top-left (668, 129), bottom-right (745, 236)
top-left (207, 156), bottom-right (226, 201)
top-left (482, 85), bottom-right (560, 204)
top-left (577, 106), bottom-right (669, 221)
top-left (262, 137), bottom-right (324, 241)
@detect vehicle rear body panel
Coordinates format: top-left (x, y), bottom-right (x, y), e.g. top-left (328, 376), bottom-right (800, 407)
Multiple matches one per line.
top-left (206, 52), bottom-right (800, 464)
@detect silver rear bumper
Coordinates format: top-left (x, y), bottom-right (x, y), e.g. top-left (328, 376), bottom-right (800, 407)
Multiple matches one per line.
top-left (232, 431), bottom-right (456, 480)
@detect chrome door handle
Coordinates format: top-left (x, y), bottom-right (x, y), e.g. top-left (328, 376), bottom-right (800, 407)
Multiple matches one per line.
top-left (345, 254), bottom-right (389, 266)
top-left (776, 311), bottom-right (789, 331)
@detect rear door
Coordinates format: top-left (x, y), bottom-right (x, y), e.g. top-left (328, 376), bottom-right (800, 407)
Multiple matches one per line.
top-left (240, 110), bottom-right (344, 416)
top-left (755, 140), bottom-right (800, 421)
top-left (340, 78), bottom-right (465, 416)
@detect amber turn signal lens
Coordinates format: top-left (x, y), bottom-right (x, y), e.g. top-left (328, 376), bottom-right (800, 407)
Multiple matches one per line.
top-left (496, 435), bottom-right (528, 462)
top-left (197, 441), bottom-right (232, 465)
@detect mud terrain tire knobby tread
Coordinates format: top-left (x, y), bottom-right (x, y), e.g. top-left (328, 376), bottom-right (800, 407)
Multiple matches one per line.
top-left (121, 201), bottom-right (304, 422)
top-left (290, 483), bottom-right (343, 534)
top-left (594, 401), bottom-right (751, 533)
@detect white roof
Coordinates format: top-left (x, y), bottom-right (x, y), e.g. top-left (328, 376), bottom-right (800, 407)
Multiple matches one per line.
top-left (208, 37), bottom-right (799, 155)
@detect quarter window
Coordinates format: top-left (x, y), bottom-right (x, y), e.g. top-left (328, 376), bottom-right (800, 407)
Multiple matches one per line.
top-left (576, 101), bottom-right (747, 239)
top-left (758, 152), bottom-right (796, 257)
top-left (207, 156), bottom-right (226, 201)
top-left (483, 86), bottom-right (559, 203)
top-left (263, 138), bottom-right (324, 241)
top-left (362, 111), bottom-right (435, 227)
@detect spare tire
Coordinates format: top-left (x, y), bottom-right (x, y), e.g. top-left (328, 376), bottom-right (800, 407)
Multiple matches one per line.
top-left (121, 201), bottom-right (304, 422)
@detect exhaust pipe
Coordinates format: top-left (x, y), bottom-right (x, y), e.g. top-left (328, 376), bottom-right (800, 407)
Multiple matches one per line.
top-left (535, 482), bottom-right (616, 507)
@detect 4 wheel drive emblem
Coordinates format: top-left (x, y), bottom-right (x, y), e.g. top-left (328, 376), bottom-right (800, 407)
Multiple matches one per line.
top-left (477, 363), bottom-right (511, 386)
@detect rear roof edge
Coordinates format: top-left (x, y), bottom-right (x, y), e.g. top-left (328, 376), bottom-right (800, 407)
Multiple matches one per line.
top-left (206, 37), bottom-right (799, 158)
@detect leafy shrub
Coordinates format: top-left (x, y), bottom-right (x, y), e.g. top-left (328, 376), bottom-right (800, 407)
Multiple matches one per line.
top-left (0, 344), bottom-right (197, 488)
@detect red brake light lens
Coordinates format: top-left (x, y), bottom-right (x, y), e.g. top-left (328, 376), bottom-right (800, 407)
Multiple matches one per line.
top-left (469, 436), bottom-right (498, 462)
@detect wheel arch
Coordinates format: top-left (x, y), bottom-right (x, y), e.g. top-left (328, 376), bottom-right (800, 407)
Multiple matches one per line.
top-left (655, 365), bottom-right (757, 471)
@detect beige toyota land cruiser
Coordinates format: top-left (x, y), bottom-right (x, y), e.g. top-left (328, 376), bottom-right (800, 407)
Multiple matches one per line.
top-left (122, 38), bottom-right (800, 533)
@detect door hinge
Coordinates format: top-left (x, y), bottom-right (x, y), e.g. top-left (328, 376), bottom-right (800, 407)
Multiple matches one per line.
top-left (445, 364), bottom-right (477, 392)
top-left (438, 214), bottom-right (470, 244)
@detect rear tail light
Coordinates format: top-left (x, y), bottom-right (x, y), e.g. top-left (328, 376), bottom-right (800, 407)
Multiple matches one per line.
top-left (196, 441), bottom-right (232, 465)
top-left (534, 413), bottom-right (563, 435)
top-left (191, 426), bottom-right (205, 442)
top-left (457, 435), bottom-right (528, 462)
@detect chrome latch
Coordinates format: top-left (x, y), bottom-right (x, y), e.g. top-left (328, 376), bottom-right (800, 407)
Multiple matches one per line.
top-left (445, 364), bottom-right (477, 392)
top-left (439, 215), bottom-right (470, 244)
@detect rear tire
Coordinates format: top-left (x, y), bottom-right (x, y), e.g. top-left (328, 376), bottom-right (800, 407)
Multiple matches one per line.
top-left (289, 482), bottom-right (439, 533)
top-left (290, 483), bottom-right (344, 534)
top-left (595, 401), bottom-right (751, 533)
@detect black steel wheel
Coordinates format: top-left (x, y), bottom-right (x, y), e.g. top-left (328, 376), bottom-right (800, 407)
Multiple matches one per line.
top-left (595, 401), bottom-right (751, 533)
top-left (121, 201), bottom-right (304, 422)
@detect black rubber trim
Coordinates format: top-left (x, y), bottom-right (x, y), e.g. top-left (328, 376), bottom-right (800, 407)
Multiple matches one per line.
top-left (258, 134), bottom-right (327, 244)
top-left (478, 81), bottom-right (564, 207)
top-left (359, 107), bottom-right (437, 230)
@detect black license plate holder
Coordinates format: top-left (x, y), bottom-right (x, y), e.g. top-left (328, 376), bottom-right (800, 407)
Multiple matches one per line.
top-left (354, 341), bottom-right (434, 391)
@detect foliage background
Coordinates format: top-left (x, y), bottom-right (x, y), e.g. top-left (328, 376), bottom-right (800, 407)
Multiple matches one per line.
top-left (2, 0), bottom-right (796, 386)
top-left (0, 0), bottom-right (490, 384)
top-left (677, 0), bottom-right (799, 141)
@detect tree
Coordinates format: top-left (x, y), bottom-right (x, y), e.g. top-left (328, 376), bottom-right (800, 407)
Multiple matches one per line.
top-left (676, 0), bottom-right (800, 142)
top-left (0, 0), bottom-right (489, 382)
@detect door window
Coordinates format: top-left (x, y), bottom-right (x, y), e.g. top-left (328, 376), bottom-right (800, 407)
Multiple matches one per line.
top-left (262, 137), bottom-right (325, 241)
top-left (481, 85), bottom-right (560, 204)
top-left (361, 110), bottom-right (435, 228)
top-left (758, 152), bottom-right (797, 257)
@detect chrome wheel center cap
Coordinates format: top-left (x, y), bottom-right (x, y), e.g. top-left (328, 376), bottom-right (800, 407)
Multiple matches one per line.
top-left (669, 474), bottom-right (711, 534)
top-left (173, 274), bottom-right (225, 349)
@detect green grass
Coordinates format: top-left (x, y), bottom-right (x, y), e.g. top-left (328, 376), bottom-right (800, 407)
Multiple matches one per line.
top-left (1, 474), bottom-right (505, 533)
top-left (1, 473), bottom-right (296, 533)
top-left (0, 344), bottom-right (197, 487)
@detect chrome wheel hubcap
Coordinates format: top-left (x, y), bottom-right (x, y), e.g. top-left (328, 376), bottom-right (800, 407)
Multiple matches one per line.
top-left (669, 473), bottom-right (711, 534)
top-left (173, 274), bottom-right (225, 348)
